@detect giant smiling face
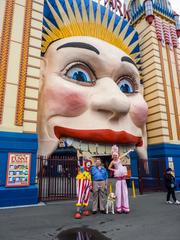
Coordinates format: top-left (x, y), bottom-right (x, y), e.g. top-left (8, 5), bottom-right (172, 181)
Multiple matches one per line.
top-left (38, 36), bottom-right (148, 164)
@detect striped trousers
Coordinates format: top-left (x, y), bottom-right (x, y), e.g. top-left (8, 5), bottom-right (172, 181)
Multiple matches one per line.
top-left (76, 179), bottom-right (91, 207)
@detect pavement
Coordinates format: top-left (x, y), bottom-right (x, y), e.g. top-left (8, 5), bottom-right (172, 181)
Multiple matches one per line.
top-left (0, 191), bottom-right (180, 240)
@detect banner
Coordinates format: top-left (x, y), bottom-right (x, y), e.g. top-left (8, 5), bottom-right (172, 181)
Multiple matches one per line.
top-left (6, 153), bottom-right (31, 187)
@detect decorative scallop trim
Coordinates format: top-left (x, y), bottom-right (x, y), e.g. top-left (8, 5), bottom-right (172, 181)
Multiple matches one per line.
top-left (0, 0), bottom-right (15, 123)
top-left (15, 0), bottom-right (33, 126)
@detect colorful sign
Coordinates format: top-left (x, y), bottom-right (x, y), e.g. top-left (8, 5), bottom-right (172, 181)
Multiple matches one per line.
top-left (6, 153), bottom-right (31, 187)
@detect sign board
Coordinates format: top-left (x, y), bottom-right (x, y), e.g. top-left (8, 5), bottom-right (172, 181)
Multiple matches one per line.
top-left (6, 153), bottom-right (31, 187)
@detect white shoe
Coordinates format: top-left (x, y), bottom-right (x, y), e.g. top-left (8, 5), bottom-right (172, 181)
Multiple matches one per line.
top-left (166, 201), bottom-right (173, 204)
top-left (174, 200), bottom-right (180, 205)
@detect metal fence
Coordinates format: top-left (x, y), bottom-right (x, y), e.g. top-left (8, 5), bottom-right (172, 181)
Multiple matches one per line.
top-left (138, 158), bottom-right (166, 194)
top-left (38, 156), bottom-right (78, 201)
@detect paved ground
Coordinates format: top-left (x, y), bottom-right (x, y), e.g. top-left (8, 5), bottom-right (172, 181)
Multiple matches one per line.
top-left (0, 192), bottom-right (180, 240)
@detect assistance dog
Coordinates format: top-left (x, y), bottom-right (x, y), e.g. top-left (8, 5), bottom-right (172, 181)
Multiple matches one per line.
top-left (106, 192), bottom-right (116, 214)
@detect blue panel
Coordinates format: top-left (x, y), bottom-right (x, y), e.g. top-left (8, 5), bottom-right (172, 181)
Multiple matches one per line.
top-left (135, 54), bottom-right (141, 59)
top-left (0, 186), bottom-right (38, 207)
top-left (120, 20), bottom-right (128, 33)
top-left (84, 0), bottom-right (90, 19)
top-left (0, 132), bottom-right (38, 207)
top-left (113, 14), bottom-right (121, 31)
top-left (130, 44), bottom-right (140, 54)
top-left (107, 9), bottom-right (114, 27)
top-left (124, 26), bottom-right (134, 40)
top-left (128, 32), bottom-right (139, 47)
top-left (130, 143), bottom-right (180, 190)
top-left (0, 132), bottom-right (38, 186)
top-left (130, 151), bottom-right (138, 178)
top-left (92, 0), bottom-right (98, 20)
top-left (100, 3), bottom-right (106, 23)
top-left (148, 143), bottom-right (180, 190)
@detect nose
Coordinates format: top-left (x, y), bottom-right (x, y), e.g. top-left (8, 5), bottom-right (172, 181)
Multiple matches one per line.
top-left (91, 78), bottom-right (131, 119)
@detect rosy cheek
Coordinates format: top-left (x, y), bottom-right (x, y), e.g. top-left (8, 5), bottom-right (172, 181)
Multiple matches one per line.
top-left (130, 97), bottom-right (148, 127)
top-left (43, 85), bottom-right (88, 117)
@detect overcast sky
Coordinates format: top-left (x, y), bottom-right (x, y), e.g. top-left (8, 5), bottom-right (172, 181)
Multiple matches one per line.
top-left (168, 0), bottom-right (180, 15)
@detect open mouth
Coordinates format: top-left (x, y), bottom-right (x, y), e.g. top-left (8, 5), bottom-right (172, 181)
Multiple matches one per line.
top-left (54, 126), bottom-right (143, 155)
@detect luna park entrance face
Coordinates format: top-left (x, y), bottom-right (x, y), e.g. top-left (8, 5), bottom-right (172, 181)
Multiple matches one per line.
top-left (38, 155), bottom-right (78, 202)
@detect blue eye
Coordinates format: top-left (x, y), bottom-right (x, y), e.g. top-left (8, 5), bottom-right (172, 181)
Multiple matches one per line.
top-left (118, 79), bottom-right (134, 94)
top-left (66, 67), bottom-right (92, 83)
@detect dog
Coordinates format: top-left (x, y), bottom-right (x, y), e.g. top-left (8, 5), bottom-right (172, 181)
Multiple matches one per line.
top-left (106, 192), bottom-right (116, 214)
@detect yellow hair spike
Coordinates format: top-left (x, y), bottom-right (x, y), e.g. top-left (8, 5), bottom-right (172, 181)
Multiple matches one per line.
top-left (81, 0), bottom-right (88, 22)
top-left (101, 4), bottom-right (109, 28)
top-left (95, 1), bottom-right (101, 25)
top-left (42, 33), bottom-right (52, 44)
top-left (108, 11), bottom-right (116, 33)
top-left (119, 21), bottom-right (130, 41)
top-left (72, 0), bottom-right (83, 23)
top-left (42, 0), bottom-right (141, 66)
top-left (64, 0), bottom-right (82, 35)
top-left (46, 0), bottom-right (64, 29)
top-left (55, 0), bottom-right (71, 26)
top-left (130, 51), bottom-right (141, 61)
top-left (113, 17), bottom-right (123, 36)
top-left (89, 0), bottom-right (95, 36)
top-left (89, 0), bottom-right (95, 23)
top-left (123, 31), bottom-right (136, 48)
top-left (43, 16), bottom-right (67, 39)
top-left (43, 24), bottom-right (58, 40)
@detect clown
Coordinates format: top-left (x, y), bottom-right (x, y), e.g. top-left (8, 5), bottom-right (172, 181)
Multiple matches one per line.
top-left (75, 154), bottom-right (92, 219)
top-left (38, 0), bottom-right (149, 174)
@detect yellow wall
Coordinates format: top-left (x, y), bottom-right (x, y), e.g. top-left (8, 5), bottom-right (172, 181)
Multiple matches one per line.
top-left (0, 0), bottom-right (6, 44)
top-left (135, 17), bottom-right (180, 145)
top-left (0, 0), bottom-right (44, 133)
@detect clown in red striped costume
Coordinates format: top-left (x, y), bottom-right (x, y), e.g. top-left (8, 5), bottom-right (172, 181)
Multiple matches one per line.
top-left (74, 158), bottom-right (92, 219)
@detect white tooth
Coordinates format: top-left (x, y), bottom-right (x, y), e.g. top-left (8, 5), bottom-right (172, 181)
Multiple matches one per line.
top-left (80, 142), bottom-right (88, 152)
top-left (106, 145), bottom-right (112, 155)
top-left (87, 144), bottom-right (90, 152)
top-left (82, 151), bottom-right (92, 159)
top-left (98, 144), bottom-right (106, 155)
top-left (122, 146), bottom-right (126, 153)
top-left (72, 140), bottom-right (81, 149)
top-left (119, 145), bottom-right (123, 155)
top-left (89, 143), bottom-right (96, 154)
top-left (79, 141), bottom-right (82, 151)
top-left (104, 145), bottom-right (107, 154)
top-left (66, 138), bottom-right (74, 146)
top-left (96, 144), bottom-right (99, 154)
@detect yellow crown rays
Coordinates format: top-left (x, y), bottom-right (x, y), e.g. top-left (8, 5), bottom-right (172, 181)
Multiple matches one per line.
top-left (42, 0), bottom-right (141, 66)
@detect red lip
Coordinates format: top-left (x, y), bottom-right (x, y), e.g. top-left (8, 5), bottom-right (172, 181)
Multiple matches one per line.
top-left (54, 126), bottom-right (143, 147)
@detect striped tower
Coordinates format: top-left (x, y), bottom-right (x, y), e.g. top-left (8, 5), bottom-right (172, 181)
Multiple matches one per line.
top-left (0, 0), bottom-right (44, 207)
top-left (128, 0), bottom-right (180, 187)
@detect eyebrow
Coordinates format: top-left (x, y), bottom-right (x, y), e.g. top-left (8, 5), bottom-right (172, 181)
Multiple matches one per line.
top-left (56, 42), bottom-right (100, 55)
top-left (121, 56), bottom-right (137, 69)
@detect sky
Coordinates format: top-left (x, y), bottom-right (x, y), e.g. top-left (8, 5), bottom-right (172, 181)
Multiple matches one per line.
top-left (168, 0), bottom-right (180, 15)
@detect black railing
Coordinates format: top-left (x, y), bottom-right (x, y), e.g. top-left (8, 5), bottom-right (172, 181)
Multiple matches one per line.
top-left (38, 155), bottom-right (78, 201)
top-left (138, 158), bottom-right (166, 194)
